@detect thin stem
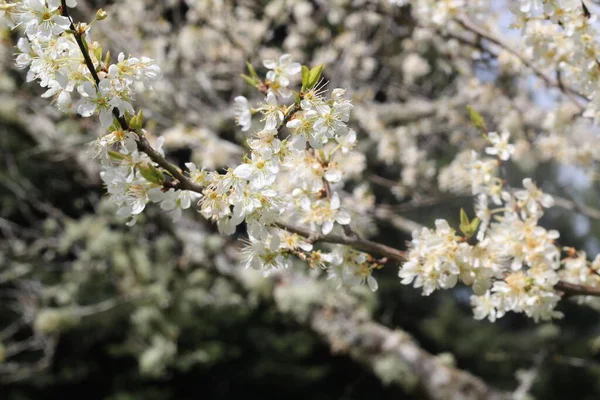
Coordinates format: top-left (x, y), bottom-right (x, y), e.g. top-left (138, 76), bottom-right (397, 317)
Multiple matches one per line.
top-left (136, 137), bottom-right (205, 193)
top-left (60, 1), bottom-right (204, 194)
top-left (555, 281), bottom-right (600, 297)
top-left (276, 103), bottom-right (301, 134)
top-left (455, 16), bottom-right (588, 103)
top-left (60, 2), bottom-right (101, 85)
top-left (274, 222), bottom-right (406, 262)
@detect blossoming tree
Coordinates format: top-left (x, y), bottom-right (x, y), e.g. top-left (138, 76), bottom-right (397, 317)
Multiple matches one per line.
top-left (3, 0), bottom-right (600, 398)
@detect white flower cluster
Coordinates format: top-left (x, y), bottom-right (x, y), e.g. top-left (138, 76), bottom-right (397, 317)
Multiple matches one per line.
top-left (403, 0), bottom-right (488, 27)
top-left (512, 0), bottom-right (600, 121)
top-left (211, 55), bottom-right (377, 288)
top-left (326, 247), bottom-right (380, 292)
top-left (9, 0), bottom-right (376, 292)
top-left (560, 251), bottom-right (600, 290)
top-left (400, 131), bottom-right (579, 322)
top-left (98, 136), bottom-right (202, 226)
top-left (3, 2), bottom-right (205, 227)
top-left (10, 1), bottom-right (600, 317)
top-left (10, 0), bottom-right (162, 127)
top-left (394, 0), bottom-right (600, 175)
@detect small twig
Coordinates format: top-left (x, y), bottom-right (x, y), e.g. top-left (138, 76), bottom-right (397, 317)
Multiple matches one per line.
top-left (75, 292), bottom-right (143, 318)
top-left (552, 193), bottom-right (600, 220)
top-left (276, 103), bottom-right (301, 135)
top-left (512, 350), bottom-right (547, 400)
top-left (60, 2), bottom-right (205, 194)
top-left (455, 16), bottom-right (588, 103)
top-left (274, 221), bottom-right (406, 262)
top-left (555, 281), bottom-right (600, 297)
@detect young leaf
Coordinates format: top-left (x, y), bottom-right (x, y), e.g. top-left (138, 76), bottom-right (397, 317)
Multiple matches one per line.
top-left (307, 64), bottom-right (323, 89)
top-left (108, 150), bottom-right (127, 161)
top-left (460, 208), bottom-right (470, 229)
top-left (470, 217), bottom-right (481, 234)
top-left (93, 46), bottom-right (103, 65)
top-left (246, 62), bottom-right (258, 80)
top-left (139, 164), bottom-right (164, 185)
top-left (466, 105), bottom-right (487, 133)
top-left (301, 65), bottom-right (310, 91)
top-left (129, 110), bottom-right (144, 131)
top-left (109, 120), bottom-right (121, 132)
top-left (241, 74), bottom-right (257, 87)
top-left (459, 208), bottom-right (478, 239)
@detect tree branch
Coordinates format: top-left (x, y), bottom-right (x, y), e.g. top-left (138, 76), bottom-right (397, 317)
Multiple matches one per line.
top-left (174, 219), bottom-right (510, 399)
top-left (61, 1), bottom-right (600, 303)
top-left (60, 1), bottom-right (204, 194)
top-left (454, 16), bottom-right (588, 103)
top-left (274, 221), bottom-right (406, 262)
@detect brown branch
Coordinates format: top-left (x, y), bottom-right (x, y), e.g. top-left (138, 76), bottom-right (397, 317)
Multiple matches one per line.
top-left (135, 137), bottom-right (204, 192)
top-left (555, 281), bottom-right (600, 297)
top-left (552, 194), bottom-right (600, 220)
top-left (174, 219), bottom-right (510, 399)
top-left (274, 222), bottom-right (406, 262)
top-left (276, 103), bottom-right (301, 135)
top-left (269, 265), bottom-right (511, 399)
top-left (373, 204), bottom-right (600, 299)
top-left (60, 2), bottom-right (102, 85)
top-left (60, 2), bottom-right (204, 194)
top-left (455, 16), bottom-right (588, 103)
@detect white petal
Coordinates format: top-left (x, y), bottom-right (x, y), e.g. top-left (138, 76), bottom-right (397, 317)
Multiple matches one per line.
top-left (234, 96), bottom-right (248, 106)
top-left (286, 63), bottom-right (302, 75)
top-left (99, 110), bottom-right (114, 128)
top-left (269, 234), bottom-right (280, 252)
top-left (322, 221), bottom-right (334, 235)
top-left (330, 192), bottom-right (340, 209)
top-left (82, 81), bottom-right (96, 97)
top-left (335, 211), bottom-right (351, 225)
top-left (233, 164), bottom-right (254, 179)
top-left (147, 187), bottom-right (165, 202)
top-left (77, 100), bottom-right (96, 117)
top-left (263, 59), bottom-right (277, 69)
top-left (367, 275), bottom-right (378, 292)
top-left (131, 200), bottom-right (146, 215)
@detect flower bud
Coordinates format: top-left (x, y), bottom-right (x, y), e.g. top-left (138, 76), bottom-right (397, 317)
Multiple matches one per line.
top-left (96, 9), bottom-right (108, 21)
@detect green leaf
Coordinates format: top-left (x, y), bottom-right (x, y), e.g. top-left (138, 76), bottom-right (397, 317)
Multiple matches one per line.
top-left (108, 150), bottom-right (127, 161)
top-left (108, 119), bottom-right (120, 132)
top-left (466, 105), bottom-right (487, 133)
top-left (301, 65), bottom-right (310, 91)
top-left (93, 46), bottom-right (103, 64)
top-left (460, 208), bottom-right (469, 228)
top-left (241, 74), bottom-right (257, 87)
top-left (246, 62), bottom-right (258, 80)
top-left (459, 208), bottom-right (478, 239)
top-left (470, 217), bottom-right (481, 233)
top-left (139, 164), bottom-right (164, 185)
top-left (294, 91), bottom-right (301, 105)
top-left (307, 64), bottom-right (323, 90)
top-left (129, 110), bottom-right (144, 131)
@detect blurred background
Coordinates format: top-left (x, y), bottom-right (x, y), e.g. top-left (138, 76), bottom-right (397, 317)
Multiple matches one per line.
top-left (2, 1), bottom-right (600, 399)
